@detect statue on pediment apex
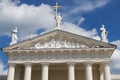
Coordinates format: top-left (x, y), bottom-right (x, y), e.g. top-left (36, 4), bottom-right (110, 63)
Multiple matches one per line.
top-left (55, 13), bottom-right (62, 28)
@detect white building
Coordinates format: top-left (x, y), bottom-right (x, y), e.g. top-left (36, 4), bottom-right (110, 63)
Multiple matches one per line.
top-left (2, 29), bottom-right (119, 80)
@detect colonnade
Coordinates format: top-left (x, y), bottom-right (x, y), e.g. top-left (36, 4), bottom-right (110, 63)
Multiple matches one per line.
top-left (7, 62), bottom-right (111, 80)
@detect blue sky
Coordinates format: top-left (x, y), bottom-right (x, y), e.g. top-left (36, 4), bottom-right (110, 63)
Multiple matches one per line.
top-left (18, 0), bottom-right (120, 41)
top-left (0, 0), bottom-right (120, 75)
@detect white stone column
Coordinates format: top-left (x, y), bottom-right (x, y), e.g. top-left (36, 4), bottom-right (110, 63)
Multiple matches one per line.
top-left (103, 62), bottom-right (111, 80)
top-left (41, 63), bottom-right (49, 80)
top-left (99, 64), bottom-right (104, 80)
top-left (67, 63), bottom-right (75, 80)
top-left (100, 72), bottom-right (104, 80)
top-left (85, 62), bottom-right (93, 80)
top-left (24, 63), bottom-right (32, 80)
top-left (7, 63), bottom-right (15, 80)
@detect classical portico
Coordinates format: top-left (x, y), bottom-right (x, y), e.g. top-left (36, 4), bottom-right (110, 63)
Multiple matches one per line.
top-left (3, 29), bottom-right (116, 80)
top-left (6, 60), bottom-right (111, 80)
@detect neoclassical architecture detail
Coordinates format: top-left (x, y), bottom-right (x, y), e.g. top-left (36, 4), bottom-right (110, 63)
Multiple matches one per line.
top-left (2, 29), bottom-right (116, 80)
top-left (10, 27), bottom-right (18, 45)
top-left (8, 51), bottom-right (111, 62)
top-left (24, 63), bottom-right (32, 80)
top-left (7, 63), bottom-right (15, 80)
top-left (85, 62), bottom-right (93, 80)
top-left (34, 38), bottom-right (88, 49)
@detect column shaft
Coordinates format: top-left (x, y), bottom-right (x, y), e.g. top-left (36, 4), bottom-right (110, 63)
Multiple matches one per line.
top-left (24, 63), bottom-right (32, 80)
top-left (103, 63), bottom-right (111, 80)
top-left (100, 72), bottom-right (104, 80)
top-left (99, 65), bottom-right (104, 80)
top-left (7, 64), bottom-right (15, 80)
top-left (85, 63), bottom-right (93, 80)
top-left (68, 63), bottom-right (75, 80)
top-left (41, 63), bottom-right (49, 80)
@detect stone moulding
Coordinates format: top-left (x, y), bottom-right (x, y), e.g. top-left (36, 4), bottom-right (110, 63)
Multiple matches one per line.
top-left (8, 51), bottom-right (111, 62)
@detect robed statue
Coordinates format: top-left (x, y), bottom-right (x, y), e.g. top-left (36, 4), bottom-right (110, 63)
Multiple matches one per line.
top-left (55, 13), bottom-right (62, 28)
top-left (10, 27), bottom-right (18, 45)
top-left (100, 24), bottom-right (108, 42)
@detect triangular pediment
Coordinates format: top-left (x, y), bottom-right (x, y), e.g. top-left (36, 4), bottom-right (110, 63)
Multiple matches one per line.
top-left (3, 29), bottom-right (116, 50)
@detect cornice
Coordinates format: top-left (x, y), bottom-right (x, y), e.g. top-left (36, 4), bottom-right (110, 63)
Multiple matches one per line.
top-left (3, 48), bottom-right (114, 54)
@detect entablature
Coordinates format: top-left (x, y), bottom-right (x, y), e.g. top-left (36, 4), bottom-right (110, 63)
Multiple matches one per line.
top-left (3, 48), bottom-right (114, 55)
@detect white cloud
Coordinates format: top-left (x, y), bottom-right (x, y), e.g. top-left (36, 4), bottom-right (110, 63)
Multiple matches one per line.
top-left (0, 1), bottom-right (55, 37)
top-left (71, 0), bottom-right (109, 14)
top-left (110, 40), bottom-right (120, 74)
top-left (62, 0), bottom-right (110, 25)
top-left (111, 40), bottom-right (120, 49)
top-left (14, 0), bottom-right (20, 4)
top-left (19, 34), bottom-right (38, 41)
top-left (0, 1), bottom-right (101, 41)
top-left (61, 22), bottom-right (100, 40)
top-left (0, 60), bottom-right (7, 75)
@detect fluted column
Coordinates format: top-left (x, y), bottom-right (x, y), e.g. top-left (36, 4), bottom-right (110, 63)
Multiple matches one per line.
top-left (85, 62), bottom-right (93, 80)
top-left (24, 63), bottom-right (32, 80)
top-left (103, 62), bottom-right (111, 80)
top-left (41, 63), bottom-right (49, 80)
top-left (67, 63), bottom-right (75, 80)
top-left (7, 63), bottom-right (15, 80)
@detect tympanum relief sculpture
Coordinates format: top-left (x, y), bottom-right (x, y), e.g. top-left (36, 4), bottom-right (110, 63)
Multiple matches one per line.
top-left (34, 38), bottom-right (88, 49)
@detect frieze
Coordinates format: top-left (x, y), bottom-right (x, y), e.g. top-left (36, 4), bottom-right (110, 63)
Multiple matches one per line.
top-left (9, 52), bottom-right (110, 61)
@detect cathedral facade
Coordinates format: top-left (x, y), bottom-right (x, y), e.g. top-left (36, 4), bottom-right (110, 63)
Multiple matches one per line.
top-left (2, 29), bottom-right (117, 80)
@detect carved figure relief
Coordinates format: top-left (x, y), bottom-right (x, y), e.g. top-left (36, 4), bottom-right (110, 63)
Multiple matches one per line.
top-left (34, 38), bottom-right (88, 49)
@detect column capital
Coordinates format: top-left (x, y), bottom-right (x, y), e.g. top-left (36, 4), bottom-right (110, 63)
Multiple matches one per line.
top-left (67, 62), bottom-right (76, 65)
top-left (24, 62), bottom-right (32, 67)
top-left (84, 61), bottom-right (93, 67)
top-left (102, 61), bottom-right (110, 67)
top-left (8, 63), bottom-right (16, 67)
top-left (40, 62), bottom-right (50, 65)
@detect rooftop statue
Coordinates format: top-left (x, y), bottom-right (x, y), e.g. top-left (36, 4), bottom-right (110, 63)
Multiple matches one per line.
top-left (55, 13), bottom-right (62, 28)
top-left (52, 2), bottom-right (62, 29)
top-left (10, 27), bottom-right (18, 45)
top-left (100, 24), bottom-right (108, 42)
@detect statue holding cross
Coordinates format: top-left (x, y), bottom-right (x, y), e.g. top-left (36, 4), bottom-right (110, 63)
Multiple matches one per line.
top-left (52, 2), bottom-right (63, 29)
